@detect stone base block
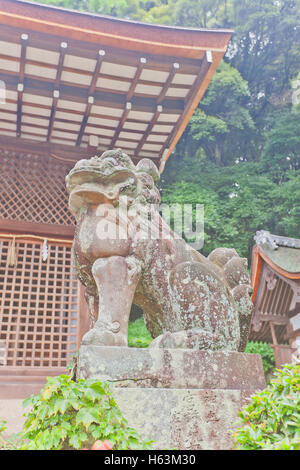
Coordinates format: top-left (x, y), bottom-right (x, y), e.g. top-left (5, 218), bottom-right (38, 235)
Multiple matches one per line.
top-left (77, 346), bottom-right (266, 450)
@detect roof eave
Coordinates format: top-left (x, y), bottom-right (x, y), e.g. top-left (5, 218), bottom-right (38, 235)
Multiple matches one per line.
top-left (0, 0), bottom-right (233, 59)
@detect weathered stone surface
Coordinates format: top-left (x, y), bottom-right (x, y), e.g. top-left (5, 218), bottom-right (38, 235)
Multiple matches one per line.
top-left (77, 346), bottom-right (265, 450)
top-left (66, 149), bottom-right (253, 351)
top-left (111, 388), bottom-right (249, 450)
top-left (78, 345), bottom-right (266, 391)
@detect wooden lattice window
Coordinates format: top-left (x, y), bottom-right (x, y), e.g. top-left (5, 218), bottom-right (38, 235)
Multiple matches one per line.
top-left (0, 148), bottom-right (74, 226)
top-left (0, 236), bottom-right (79, 367)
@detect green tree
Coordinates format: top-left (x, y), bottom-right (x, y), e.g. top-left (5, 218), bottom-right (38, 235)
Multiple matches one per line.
top-left (229, 0), bottom-right (300, 118)
top-left (260, 106), bottom-right (300, 183)
top-left (158, 0), bottom-right (235, 29)
top-left (187, 61), bottom-right (255, 166)
top-left (161, 150), bottom-right (300, 262)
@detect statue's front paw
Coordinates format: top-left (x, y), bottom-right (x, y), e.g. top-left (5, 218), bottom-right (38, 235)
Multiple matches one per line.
top-left (81, 327), bottom-right (127, 347)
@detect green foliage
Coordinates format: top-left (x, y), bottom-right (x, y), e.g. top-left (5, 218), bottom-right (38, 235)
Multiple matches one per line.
top-left (244, 342), bottom-right (275, 378)
top-left (271, 172), bottom-right (300, 239)
top-left (30, 0), bottom-right (133, 17)
top-left (0, 419), bottom-right (7, 449)
top-left (20, 375), bottom-right (153, 450)
top-left (260, 107), bottom-right (300, 183)
top-left (128, 317), bottom-right (153, 348)
top-left (233, 363), bottom-right (300, 450)
top-left (0, 420), bottom-right (20, 450)
top-left (229, 0), bottom-right (300, 108)
top-left (187, 61), bottom-right (255, 166)
top-left (161, 156), bottom-right (293, 261)
top-left (190, 62), bottom-right (254, 165)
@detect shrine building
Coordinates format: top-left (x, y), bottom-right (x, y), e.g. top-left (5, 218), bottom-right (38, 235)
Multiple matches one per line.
top-left (250, 230), bottom-right (300, 368)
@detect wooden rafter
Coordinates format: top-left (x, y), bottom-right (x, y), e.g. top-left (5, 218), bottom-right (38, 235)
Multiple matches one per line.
top-left (47, 89), bottom-right (59, 142)
top-left (76, 49), bottom-right (106, 147)
top-left (0, 134), bottom-right (159, 166)
top-left (47, 41), bottom-right (67, 141)
top-left (76, 96), bottom-right (94, 146)
top-left (0, 23), bottom-right (205, 73)
top-left (127, 57), bottom-right (146, 101)
top-left (2, 72), bottom-right (184, 114)
top-left (16, 32), bottom-right (28, 137)
top-left (89, 49), bottom-right (106, 95)
top-left (1, 106), bottom-right (179, 134)
top-left (135, 105), bottom-right (162, 156)
top-left (0, 53), bottom-right (193, 93)
top-left (157, 62), bottom-right (180, 104)
top-left (110, 102), bottom-right (132, 148)
top-left (159, 51), bottom-right (213, 171)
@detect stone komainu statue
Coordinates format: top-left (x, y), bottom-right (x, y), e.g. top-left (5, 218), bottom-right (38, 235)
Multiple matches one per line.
top-left (66, 149), bottom-right (253, 351)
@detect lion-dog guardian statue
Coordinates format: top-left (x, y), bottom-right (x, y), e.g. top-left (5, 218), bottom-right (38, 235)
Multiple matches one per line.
top-left (66, 149), bottom-right (253, 351)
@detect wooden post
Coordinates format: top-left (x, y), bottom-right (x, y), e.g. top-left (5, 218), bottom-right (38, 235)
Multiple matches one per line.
top-left (270, 321), bottom-right (294, 368)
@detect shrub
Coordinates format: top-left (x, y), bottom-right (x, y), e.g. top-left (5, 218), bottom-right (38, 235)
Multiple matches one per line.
top-left (245, 341), bottom-right (276, 378)
top-left (20, 374), bottom-right (153, 450)
top-left (0, 419), bottom-right (8, 449)
top-left (0, 419), bottom-right (20, 450)
top-left (233, 362), bottom-right (300, 450)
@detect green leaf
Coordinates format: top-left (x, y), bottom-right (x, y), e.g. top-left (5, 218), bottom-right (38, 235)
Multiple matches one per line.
top-left (75, 407), bottom-right (100, 430)
top-left (53, 398), bottom-right (70, 415)
top-left (68, 433), bottom-right (81, 450)
top-left (22, 395), bottom-right (36, 409)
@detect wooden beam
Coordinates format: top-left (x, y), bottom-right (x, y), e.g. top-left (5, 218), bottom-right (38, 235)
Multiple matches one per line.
top-left (2, 72), bottom-right (184, 115)
top-left (2, 105), bottom-right (179, 130)
top-left (16, 82), bottom-right (23, 138)
top-left (47, 89), bottom-right (59, 141)
top-left (16, 32), bottom-right (28, 137)
top-left (110, 102), bottom-right (132, 148)
top-left (76, 95), bottom-right (94, 146)
top-left (255, 315), bottom-right (289, 325)
top-left (135, 105), bottom-right (162, 156)
top-left (0, 134), bottom-right (82, 161)
top-left (55, 41), bottom-right (67, 87)
top-left (270, 322), bottom-right (278, 345)
top-left (89, 49), bottom-right (106, 95)
top-left (159, 51), bottom-right (213, 169)
top-left (157, 62), bottom-right (180, 104)
top-left (0, 134), bottom-right (160, 166)
top-left (47, 42), bottom-right (67, 141)
top-left (127, 57), bottom-right (146, 101)
top-left (76, 49), bottom-right (106, 146)
top-left (0, 23), bottom-right (205, 72)
top-left (0, 218), bottom-right (74, 239)
top-left (19, 33), bottom-right (27, 83)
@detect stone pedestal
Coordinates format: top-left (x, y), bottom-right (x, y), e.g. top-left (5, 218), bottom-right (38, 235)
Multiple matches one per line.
top-left (77, 346), bottom-right (266, 450)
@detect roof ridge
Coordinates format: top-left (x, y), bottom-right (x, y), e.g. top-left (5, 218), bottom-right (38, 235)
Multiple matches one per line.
top-left (254, 230), bottom-right (300, 250)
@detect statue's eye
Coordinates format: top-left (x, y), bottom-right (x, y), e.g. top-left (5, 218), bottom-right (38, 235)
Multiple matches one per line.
top-left (120, 184), bottom-right (132, 194)
top-left (120, 179), bottom-right (136, 195)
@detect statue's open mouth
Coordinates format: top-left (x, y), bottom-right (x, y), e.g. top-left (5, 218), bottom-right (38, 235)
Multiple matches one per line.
top-left (67, 167), bottom-right (135, 189)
